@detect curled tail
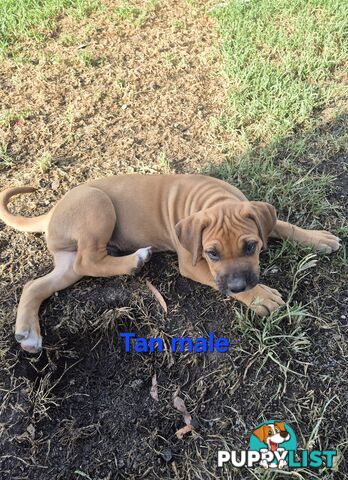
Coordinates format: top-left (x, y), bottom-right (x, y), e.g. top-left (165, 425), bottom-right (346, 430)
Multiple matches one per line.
top-left (0, 186), bottom-right (49, 232)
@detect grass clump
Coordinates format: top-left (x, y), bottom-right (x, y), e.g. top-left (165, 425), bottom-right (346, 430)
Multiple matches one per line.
top-left (0, 0), bottom-right (100, 56)
top-left (113, 2), bottom-right (143, 21)
top-left (0, 106), bottom-right (30, 128)
top-left (77, 49), bottom-right (105, 67)
top-left (206, 142), bottom-right (335, 226)
top-left (213, 0), bottom-right (347, 148)
top-left (0, 141), bottom-right (12, 169)
top-left (37, 151), bottom-right (52, 173)
top-left (113, 0), bottom-right (158, 25)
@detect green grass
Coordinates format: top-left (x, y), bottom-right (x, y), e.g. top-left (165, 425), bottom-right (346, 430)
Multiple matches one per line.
top-left (113, 2), bottom-right (143, 21)
top-left (0, 105), bottom-right (30, 127)
top-left (213, 0), bottom-right (347, 148)
top-left (0, 0), bottom-right (100, 56)
top-left (113, 0), bottom-right (158, 25)
top-left (77, 49), bottom-right (105, 67)
top-left (36, 150), bottom-right (52, 173)
top-left (208, 2), bottom-right (348, 229)
top-left (205, 136), bottom-right (337, 227)
top-left (0, 141), bottom-right (13, 169)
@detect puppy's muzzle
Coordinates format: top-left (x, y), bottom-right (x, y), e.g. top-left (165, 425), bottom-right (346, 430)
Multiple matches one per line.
top-left (228, 277), bottom-right (247, 293)
top-left (216, 270), bottom-right (259, 295)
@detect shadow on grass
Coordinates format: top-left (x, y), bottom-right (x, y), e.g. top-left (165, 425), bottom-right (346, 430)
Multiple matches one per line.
top-left (203, 112), bottom-right (347, 230)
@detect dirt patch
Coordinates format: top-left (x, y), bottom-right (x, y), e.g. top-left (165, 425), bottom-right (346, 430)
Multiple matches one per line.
top-left (0, 0), bottom-right (226, 189)
top-left (1, 241), bottom-right (347, 478)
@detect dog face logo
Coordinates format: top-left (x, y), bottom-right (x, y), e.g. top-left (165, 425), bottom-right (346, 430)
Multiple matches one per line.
top-left (175, 200), bottom-right (276, 295)
top-left (253, 421), bottom-right (290, 451)
top-left (249, 420), bottom-right (296, 469)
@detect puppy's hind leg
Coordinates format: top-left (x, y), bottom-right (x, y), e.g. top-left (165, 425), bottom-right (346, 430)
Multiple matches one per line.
top-left (69, 190), bottom-right (152, 277)
top-left (74, 244), bottom-right (153, 277)
top-left (48, 185), bottom-right (153, 278)
top-left (15, 251), bottom-right (82, 353)
top-left (271, 220), bottom-right (341, 254)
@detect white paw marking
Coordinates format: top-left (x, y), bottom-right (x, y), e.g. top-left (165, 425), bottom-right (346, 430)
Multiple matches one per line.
top-left (16, 329), bottom-right (42, 353)
top-left (136, 246), bottom-right (152, 263)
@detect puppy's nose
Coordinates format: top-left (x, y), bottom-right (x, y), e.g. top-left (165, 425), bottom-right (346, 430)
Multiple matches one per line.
top-left (228, 278), bottom-right (247, 294)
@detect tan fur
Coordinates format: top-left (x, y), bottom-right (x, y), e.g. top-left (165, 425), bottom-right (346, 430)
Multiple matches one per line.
top-left (0, 186), bottom-right (50, 232)
top-left (0, 174), bottom-right (340, 353)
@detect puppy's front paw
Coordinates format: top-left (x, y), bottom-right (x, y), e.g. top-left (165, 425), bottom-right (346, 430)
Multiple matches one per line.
top-left (15, 328), bottom-right (42, 353)
top-left (305, 230), bottom-right (341, 254)
top-left (133, 246), bottom-right (153, 273)
top-left (250, 285), bottom-right (285, 316)
top-left (233, 284), bottom-right (285, 316)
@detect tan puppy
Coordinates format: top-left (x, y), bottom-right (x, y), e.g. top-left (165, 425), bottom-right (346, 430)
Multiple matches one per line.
top-left (0, 174), bottom-right (340, 353)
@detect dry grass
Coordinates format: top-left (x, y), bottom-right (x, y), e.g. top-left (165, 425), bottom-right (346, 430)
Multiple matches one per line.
top-left (0, 0), bottom-right (226, 186)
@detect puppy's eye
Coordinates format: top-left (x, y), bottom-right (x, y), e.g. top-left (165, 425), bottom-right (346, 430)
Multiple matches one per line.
top-left (275, 427), bottom-right (280, 433)
top-left (206, 249), bottom-right (220, 262)
top-left (245, 242), bottom-right (257, 256)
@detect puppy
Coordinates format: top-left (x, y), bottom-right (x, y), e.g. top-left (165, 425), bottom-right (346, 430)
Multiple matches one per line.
top-left (0, 174), bottom-right (340, 352)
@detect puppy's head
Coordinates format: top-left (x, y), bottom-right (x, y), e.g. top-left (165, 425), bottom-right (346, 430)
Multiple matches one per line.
top-left (253, 422), bottom-right (290, 450)
top-left (175, 201), bottom-right (276, 295)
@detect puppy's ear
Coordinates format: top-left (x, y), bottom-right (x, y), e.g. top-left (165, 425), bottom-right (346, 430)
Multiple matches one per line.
top-left (253, 424), bottom-right (269, 443)
top-left (247, 202), bottom-right (277, 248)
top-left (175, 212), bottom-right (209, 266)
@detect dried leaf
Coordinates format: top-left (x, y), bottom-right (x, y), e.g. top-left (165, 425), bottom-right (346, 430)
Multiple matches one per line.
top-left (173, 390), bottom-right (192, 426)
top-left (175, 424), bottom-right (193, 439)
top-left (145, 280), bottom-right (168, 313)
top-left (150, 373), bottom-right (159, 401)
top-left (173, 395), bottom-right (187, 414)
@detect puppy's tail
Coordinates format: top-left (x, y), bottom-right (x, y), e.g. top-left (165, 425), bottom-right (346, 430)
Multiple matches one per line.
top-left (0, 186), bottom-right (49, 232)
